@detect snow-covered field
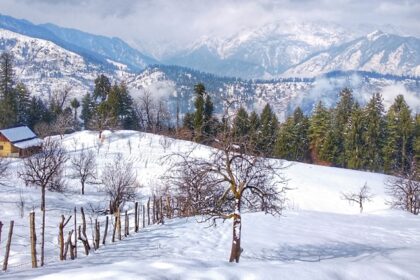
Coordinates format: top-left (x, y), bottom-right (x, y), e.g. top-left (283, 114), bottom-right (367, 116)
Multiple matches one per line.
top-left (0, 130), bottom-right (419, 280)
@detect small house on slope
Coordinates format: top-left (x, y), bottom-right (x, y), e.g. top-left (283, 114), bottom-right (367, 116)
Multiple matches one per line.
top-left (0, 126), bottom-right (42, 157)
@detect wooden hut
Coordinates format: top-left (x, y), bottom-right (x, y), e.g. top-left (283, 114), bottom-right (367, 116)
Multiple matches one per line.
top-left (0, 126), bottom-right (42, 157)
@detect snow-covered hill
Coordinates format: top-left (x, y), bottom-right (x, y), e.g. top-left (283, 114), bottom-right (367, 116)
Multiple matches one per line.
top-left (0, 130), bottom-right (419, 279)
top-left (0, 28), bottom-right (134, 99)
top-left (285, 31), bottom-right (420, 77)
top-left (0, 14), bottom-right (156, 72)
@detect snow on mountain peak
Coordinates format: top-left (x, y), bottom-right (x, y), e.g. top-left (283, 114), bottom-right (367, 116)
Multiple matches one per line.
top-left (367, 30), bottom-right (386, 41)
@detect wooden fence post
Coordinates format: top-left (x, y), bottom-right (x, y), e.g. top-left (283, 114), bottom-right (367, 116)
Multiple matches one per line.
top-left (124, 211), bottom-right (129, 237)
top-left (29, 213), bottom-right (37, 268)
top-left (94, 219), bottom-right (100, 250)
top-left (147, 198), bottom-right (151, 226)
top-left (0, 221), bottom-right (3, 258)
top-left (117, 208), bottom-right (122, 241)
top-left (112, 215), bottom-right (117, 243)
top-left (102, 216), bottom-right (109, 245)
top-left (63, 230), bottom-right (74, 260)
top-left (59, 215), bottom-right (72, 260)
top-left (74, 207), bottom-right (77, 258)
top-left (2, 221), bottom-right (14, 271)
top-left (78, 207), bottom-right (90, 255)
top-left (134, 202), bottom-right (139, 233)
top-left (152, 195), bottom-right (156, 224)
top-left (142, 205), bottom-right (146, 228)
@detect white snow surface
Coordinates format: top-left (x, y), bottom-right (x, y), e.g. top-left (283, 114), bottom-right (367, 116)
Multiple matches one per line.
top-left (0, 130), bottom-right (419, 280)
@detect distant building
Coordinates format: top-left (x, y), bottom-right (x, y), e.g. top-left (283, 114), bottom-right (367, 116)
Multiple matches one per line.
top-left (0, 126), bottom-right (42, 157)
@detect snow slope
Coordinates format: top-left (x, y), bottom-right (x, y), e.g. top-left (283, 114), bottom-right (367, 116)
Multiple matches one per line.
top-left (0, 130), bottom-right (419, 279)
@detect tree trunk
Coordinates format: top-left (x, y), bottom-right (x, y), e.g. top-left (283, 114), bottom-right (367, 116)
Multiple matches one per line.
top-left (229, 199), bottom-right (242, 263)
top-left (81, 181), bottom-right (85, 195)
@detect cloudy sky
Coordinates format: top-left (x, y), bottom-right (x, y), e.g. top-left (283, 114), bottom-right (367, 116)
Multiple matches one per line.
top-left (0, 0), bottom-right (419, 52)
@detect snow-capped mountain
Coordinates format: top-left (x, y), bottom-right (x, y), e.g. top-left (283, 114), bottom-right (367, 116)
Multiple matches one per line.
top-left (0, 28), bottom-right (133, 98)
top-left (0, 14), bottom-right (156, 72)
top-left (162, 21), bottom-right (355, 79)
top-left (157, 22), bottom-right (420, 79)
top-left (0, 14), bottom-right (419, 119)
top-left (284, 31), bottom-right (420, 77)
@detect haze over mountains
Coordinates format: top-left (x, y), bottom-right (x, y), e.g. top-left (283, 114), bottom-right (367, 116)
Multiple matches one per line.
top-left (0, 13), bottom-right (419, 118)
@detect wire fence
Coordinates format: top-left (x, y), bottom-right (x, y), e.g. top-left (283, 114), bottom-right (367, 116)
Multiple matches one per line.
top-left (0, 195), bottom-right (185, 273)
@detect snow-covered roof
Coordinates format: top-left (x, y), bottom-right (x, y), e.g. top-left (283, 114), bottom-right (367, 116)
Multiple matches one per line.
top-left (0, 126), bottom-right (37, 143)
top-left (13, 138), bottom-right (43, 149)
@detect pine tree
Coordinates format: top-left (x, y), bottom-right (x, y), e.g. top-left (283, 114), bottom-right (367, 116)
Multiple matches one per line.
top-left (344, 103), bottom-right (366, 169)
top-left (324, 88), bottom-right (355, 167)
top-left (202, 93), bottom-right (214, 137)
top-left (383, 95), bottom-right (414, 173)
top-left (0, 52), bottom-right (15, 99)
top-left (362, 93), bottom-right (386, 171)
top-left (15, 83), bottom-right (31, 126)
top-left (81, 93), bottom-right (94, 128)
top-left (292, 107), bottom-right (310, 162)
top-left (193, 83), bottom-right (205, 141)
top-left (0, 52), bottom-right (18, 128)
top-left (257, 104), bottom-right (278, 156)
top-left (309, 101), bottom-right (331, 163)
top-left (93, 74), bottom-right (111, 102)
top-left (70, 98), bottom-right (80, 121)
top-left (414, 114), bottom-right (420, 171)
top-left (248, 111), bottom-right (260, 149)
top-left (276, 107), bottom-right (310, 161)
top-left (232, 106), bottom-right (250, 140)
top-left (27, 97), bottom-right (50, 129)
top-left (275, 116), bottom-right (294, 160)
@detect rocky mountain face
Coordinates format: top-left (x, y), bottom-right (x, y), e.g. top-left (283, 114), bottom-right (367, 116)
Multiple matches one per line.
top-left (284, 31), bottom-right (420, 78)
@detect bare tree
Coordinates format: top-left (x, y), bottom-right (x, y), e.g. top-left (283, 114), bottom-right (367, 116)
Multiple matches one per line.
top-left (0, 157), bottom-right (10, 186)
top-left (49, 86), bottom-right (71, 113)
top-left (52, 111), bottom-right (75, 139)
top-left (138, 90), bottom-right (154, 131)
top-left (167, 134), bottom-right (286, 263)
top-left (102, 154), bottom-right (139, 213)
top-left (70, 146), bottom-right (97, 195)
top-left (341, 183), bottom-right (374, 213)
top-left (19, 139), bottom-right (68, 266)
top-left (386, 161), bottom-right (420, 215)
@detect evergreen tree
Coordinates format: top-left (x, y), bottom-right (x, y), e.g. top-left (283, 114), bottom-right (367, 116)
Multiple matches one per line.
top-left (27, 96), bottom-right (50, 129)
top-left (0, 52), bottom-right (15, 99)
top-left (248, 111), bottom-right (260, 149)
top-left (344, 103), bottom-right (366, 169)
top-left (324, 88), bottom-right (355, 166)
top-left (383, 95), bottom-right (414, 173)
top-left (414, 114), bottom-right (420, 171)
top-left (93, 74), bottom-right (111, 102)
top-left (70, 98), bottom-right (80, 122)
top-left (15, 83), bottom-right (31, 126)
top-left (182, 112), bottom-right (194, 130)
top-left (192, 83), bottom-right (206, 141)
top-left (362, 93), bottom-right (386, 171)
top-left (275, 116), bottom-right (294, 160)
top-left (81, 93), bottom-right (94, 128)
top-left (232, 106), bottom-right (250, 140)
top-left (291, 107), bottom-right (310, 161)
top-left (275, 107), bottom-right (310, 161)
top-left (0, 52), bottom-right (18, 128)
top-left (203, 93), bottom-right (214, 137)
top-left (257, 104), bottom-right (278, 155)
top-left (309, 101), bottom-right (331, 163)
